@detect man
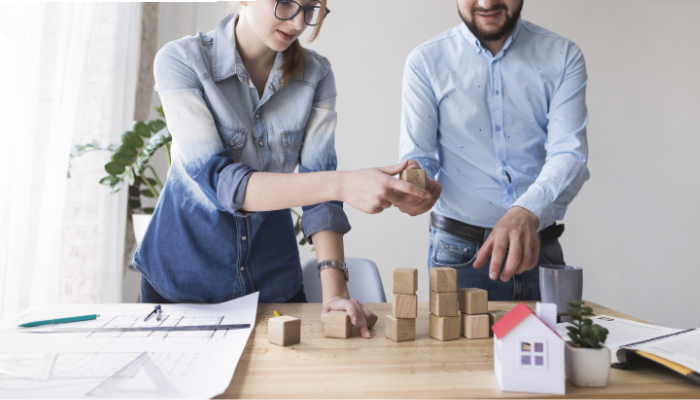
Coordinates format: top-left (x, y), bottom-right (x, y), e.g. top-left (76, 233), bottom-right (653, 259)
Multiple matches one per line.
top-left (395, 0), bottom-right (589, 300)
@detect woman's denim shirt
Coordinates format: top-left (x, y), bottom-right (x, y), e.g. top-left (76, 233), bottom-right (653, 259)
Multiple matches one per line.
top-left (133, 13), bottom-right (351, 303)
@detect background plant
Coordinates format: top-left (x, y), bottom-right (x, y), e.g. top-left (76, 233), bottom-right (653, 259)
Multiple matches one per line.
top-left (565, 300), bottom-right (609, 348)
top-left (68, 106), bottom-right (170, 214)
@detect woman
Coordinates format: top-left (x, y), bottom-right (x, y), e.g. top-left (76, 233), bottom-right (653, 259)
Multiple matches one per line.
top-left (134, 0), bottom-right (439, 338)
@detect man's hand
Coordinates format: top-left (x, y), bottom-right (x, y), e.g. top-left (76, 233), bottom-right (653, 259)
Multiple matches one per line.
top-left (473, 206), bottom-right (540, 282)
top-left (392, 160), bottom-right (442, 216)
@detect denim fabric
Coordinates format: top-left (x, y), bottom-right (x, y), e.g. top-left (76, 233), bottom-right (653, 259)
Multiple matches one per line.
top-left (400, 18), bottom-right (590, 231)
top-left (133, 13), bottom-right (350, 304)
top-left (140, 277), bottom-right (308, 304)
top-left (427, 226), bottom-right (565, 301)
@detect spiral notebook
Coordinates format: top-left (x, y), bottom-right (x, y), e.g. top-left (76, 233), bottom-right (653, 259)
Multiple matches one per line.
top-left (614, 328), bottom-right (700, 384)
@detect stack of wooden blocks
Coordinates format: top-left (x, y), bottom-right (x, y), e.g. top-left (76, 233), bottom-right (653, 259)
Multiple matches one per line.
top-left (386, 268), bottom-right (418, 342)
top-left (429, 267), bottom-right (460, 341)
top-left (459, 288), bottom-right (490, 339)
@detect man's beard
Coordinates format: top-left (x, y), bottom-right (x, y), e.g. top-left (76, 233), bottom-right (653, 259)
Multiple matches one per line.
top-left (460, 2), bottom-right (523, 42)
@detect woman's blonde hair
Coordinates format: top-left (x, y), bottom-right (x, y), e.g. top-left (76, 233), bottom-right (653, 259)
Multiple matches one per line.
top-left (280, 0), bottom-right (327, 86)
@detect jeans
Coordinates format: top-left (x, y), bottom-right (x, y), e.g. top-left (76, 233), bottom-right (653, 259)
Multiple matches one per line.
top-left (140, 276), bottom-right (308, 304)
top-left (428, 226), bottom-right (565, 301)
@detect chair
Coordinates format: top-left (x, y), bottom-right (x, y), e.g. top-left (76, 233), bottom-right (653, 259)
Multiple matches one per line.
top-left (301, 257), bottom-right (387, 303)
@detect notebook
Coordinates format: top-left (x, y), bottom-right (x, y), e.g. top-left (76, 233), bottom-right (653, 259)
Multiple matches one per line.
top-left (556, 315), bottom-right (700, 385)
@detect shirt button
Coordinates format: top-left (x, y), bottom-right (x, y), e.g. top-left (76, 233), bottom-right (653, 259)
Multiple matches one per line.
top-left (495, 125), bottom-right (502, 131)
top-left (268, 85), bottom-right (272, 90)
top-left (241, 236), bottom-right (247, 241)
top-left (240, 266), bottom-right (245, 271)
top-left (494, 90), bottom-right (500, 95)
top-left (258, 141), bottom-right (264, 147)
top-left (254, 114), bottom-right (260, 119)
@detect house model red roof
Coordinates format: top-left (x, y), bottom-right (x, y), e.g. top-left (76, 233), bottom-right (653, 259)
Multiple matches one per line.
top-left (492, 302), bottom-right (564, 341)
top-left (492, 302), bottom-right (533, 340)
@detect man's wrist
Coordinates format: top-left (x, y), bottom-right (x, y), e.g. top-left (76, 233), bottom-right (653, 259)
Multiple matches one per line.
top-left (510, 205), bottom-right (540, 230)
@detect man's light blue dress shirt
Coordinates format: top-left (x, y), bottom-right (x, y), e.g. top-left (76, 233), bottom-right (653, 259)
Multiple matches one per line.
top-left (400, 19), bottom-right (590, 231)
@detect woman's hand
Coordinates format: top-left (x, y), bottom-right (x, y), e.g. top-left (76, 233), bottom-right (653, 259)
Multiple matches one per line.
top-left (339, 160), bottom-right (432, 214)
top-left (321, 296), bottom-right (378, 338)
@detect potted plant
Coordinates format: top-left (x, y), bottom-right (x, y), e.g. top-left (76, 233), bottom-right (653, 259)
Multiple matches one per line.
top-left (563, 300), bottom-right (611, 387)
top-left (68, 106), bottom-right (310, 248)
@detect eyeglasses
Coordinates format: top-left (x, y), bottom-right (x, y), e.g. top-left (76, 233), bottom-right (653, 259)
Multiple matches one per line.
top-left (274, 0), bottom-right (330, 27)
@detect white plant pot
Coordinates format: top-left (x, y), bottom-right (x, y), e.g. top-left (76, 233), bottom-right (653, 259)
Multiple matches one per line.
top-left (565, 342), bottom-right (611, 387)
top-left (132, 214), bottom-right (153, 246)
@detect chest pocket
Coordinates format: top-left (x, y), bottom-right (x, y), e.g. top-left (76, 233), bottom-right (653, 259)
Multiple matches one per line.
top-left (217, 122), bottom-right (248, 161)
top-left (282, 131), bottom-right (304, 170)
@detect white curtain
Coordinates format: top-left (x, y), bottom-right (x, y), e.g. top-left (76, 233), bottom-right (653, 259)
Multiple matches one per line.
top-left (0, 3), bottom-right (142, 320)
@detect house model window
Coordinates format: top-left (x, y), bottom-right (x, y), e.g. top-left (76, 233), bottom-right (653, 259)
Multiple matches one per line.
top-left (520, 341), bottom-right (546, 368)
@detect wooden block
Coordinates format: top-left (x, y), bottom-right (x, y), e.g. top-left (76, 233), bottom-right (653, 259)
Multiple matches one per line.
top-left (393, 268), bottom-right (418, 294)
top-left (429, 313), bottom-right (460, 341)
top-left (459, 288), bottom-right (488, 314)
top-left (429, 267), bottom-right (457, 293)
top-left (268, 316), bottom-right (301, 347)
top-left (461, 313), bottom-right (489, 339)
top-left (385, 315), bottom-right (416, 342)
top-left (487, 310), bottom-right (508, 336)
top-left (400, 169), bottom-right (426, 189)
top-left (429, 291), bottom-right (458, 317)
top-left (392, 294), bottom-right (417, 319)
top-left (325, 311), bottom-right (352, 338)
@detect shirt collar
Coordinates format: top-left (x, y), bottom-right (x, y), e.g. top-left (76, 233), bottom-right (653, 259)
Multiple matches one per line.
top-left (212, 12), bottom-right (285, 84)
top-left (459, 17), bottom-right (522, 57)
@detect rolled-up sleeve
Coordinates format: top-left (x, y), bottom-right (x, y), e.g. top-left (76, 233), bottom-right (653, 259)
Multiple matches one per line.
top-left (298, 67), bottom-right (351, 243)
top-left (511, 42), bottom-right (590, 231)
top-left (155, 41), bottom-right (256, 216)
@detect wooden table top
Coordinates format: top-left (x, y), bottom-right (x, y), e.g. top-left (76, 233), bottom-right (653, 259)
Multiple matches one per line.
top-left (217, 301), bottom-right (700, 399)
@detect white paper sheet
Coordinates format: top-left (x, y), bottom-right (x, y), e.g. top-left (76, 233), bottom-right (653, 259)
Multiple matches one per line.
top-left (0, 292), bottom-right (259, 398)
top-left (556, 314), bottom-right (680, 363)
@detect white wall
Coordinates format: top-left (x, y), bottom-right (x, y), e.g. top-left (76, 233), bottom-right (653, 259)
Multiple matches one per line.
top-left (154, 1), bottom-right (700, 329)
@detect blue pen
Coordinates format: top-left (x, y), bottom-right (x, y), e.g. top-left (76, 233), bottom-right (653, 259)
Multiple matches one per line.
top-left (144, 305), bottom-right (161, 322)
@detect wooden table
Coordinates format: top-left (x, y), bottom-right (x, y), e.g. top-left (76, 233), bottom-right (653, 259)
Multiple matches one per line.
top-left (217, 301), bottom-right (700, 399)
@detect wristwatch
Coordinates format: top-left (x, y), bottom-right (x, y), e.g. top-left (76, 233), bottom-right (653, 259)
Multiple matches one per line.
top-left (317, 259), bottom-right (349, 282)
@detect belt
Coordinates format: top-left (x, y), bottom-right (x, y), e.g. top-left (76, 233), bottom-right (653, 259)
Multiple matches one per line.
top-left (430, 213), bottom-right (564, 245)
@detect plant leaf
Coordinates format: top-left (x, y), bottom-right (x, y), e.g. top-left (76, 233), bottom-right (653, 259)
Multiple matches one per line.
top-left (108, 179), bottom-right (124, 194)
top-left (148, 119), bottom-right (166, 133)
top-left (154, 105), bottom-right (165, 119)
top-left (133, 121), bottom-right (151, 138)
top-left (111, 152), bottom-right (133, 166)
top-left (121, 131), bottom-right (144, 148)
top-left (118, 144), bottom-right (138, 158)
top-left (140, 189), bottom-right (155, 198)
top-left (126, 170), bottom-right (135, 186)
top-left (99, 175), bottom-right (119, 186)
top-left (105, 161), bottom-right (125, 175)
top-left (142, 207), bottom-right (155, 214)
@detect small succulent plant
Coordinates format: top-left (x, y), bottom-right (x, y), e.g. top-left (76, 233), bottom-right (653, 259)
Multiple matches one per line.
top-left (565, 300), bottom-right (609, 349)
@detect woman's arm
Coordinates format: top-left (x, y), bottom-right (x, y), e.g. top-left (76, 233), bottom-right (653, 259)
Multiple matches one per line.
top-left (312, 230), bottom-right (377, 339)
top-left (241, 162), bottom-right (429, 213)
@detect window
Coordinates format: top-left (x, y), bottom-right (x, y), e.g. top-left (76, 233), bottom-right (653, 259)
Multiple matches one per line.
top-left (519, 340), bottom-right (546, 369)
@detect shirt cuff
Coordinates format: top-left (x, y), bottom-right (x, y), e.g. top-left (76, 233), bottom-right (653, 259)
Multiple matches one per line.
top-left (511, 184), bottom-right (558, 231)
top-left (301, 201), bottom-right (352, 244)
top-left (216, 163), bottom-right (256, 217)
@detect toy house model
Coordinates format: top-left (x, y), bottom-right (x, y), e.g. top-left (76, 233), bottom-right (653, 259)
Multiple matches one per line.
top-left (492, 302), bottom-right (565, 395)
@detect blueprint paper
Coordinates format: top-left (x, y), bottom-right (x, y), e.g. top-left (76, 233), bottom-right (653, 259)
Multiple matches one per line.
top-left (0, 292), bottom-right (259, 398)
